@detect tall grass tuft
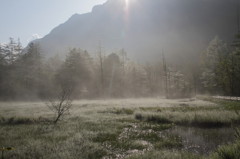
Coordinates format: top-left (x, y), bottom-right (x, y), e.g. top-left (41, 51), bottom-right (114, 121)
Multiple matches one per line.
top-left (210, 128), bottom-right (240, 159)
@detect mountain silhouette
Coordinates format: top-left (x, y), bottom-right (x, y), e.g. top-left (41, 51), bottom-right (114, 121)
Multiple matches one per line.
top-left (34, 0), bottom-right (238, 62)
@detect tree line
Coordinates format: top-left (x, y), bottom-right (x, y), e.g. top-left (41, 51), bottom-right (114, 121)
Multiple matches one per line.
top-left (0, 36), bottom-right (240, 100)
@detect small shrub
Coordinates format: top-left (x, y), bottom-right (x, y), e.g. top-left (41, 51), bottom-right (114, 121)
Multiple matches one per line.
top-left (46, 86), bottom-right (73, 124)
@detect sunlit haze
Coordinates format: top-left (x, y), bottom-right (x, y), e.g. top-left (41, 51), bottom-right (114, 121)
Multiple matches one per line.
top-left (1, 1), bottom-right (240, 158)
top-left (0, 0), bottom-right (107, 46)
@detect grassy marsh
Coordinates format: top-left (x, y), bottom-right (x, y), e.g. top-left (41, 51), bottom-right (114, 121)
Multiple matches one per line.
top-left (0, 97), bottom-right (240, 158)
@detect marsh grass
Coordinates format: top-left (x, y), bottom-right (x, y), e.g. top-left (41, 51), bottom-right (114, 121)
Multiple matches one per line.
top-left (199, 96), bottom-right (240, 111)
top-left (141, 123), bottom-right (173, 131)
top-left (154, 135), bottom-right (182, 150)
top-left (210, 129), bottom-right (240, 159)
top-left (214, 127), bottom-right (240, 159)
top-left (93, 132), bottom-right (119, 143)
top-left (146, 115), bottom-right (172, 124)
top-left (0, 116), bottom-right (51, 125)
top-left (99, 108), bottom-right (134, 115)
top-left (126, 150), bottom-right (202, 159)
top-left (135, 113), bottom-right (232, 128)
top-left (0, 98), bottom-right (240, 159)
top-left (135, 103), bottom-right (240, 128)
top-left (213, 142), bottom-right (240, 159)
top-left (92, 131), bottom-right (147, 153)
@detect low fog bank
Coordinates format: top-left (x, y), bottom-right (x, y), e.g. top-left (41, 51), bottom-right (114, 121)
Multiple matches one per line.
top-left (1, 0), bottom-right (240, 101)
top-left (1, 35), bottom-right (240, 101)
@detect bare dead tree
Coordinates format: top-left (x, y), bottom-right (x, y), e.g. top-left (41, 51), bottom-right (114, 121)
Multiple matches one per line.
top-left (46, 85), bottom-right (73, 124)
top-left (162, 51), bottom-right (169, 98)
top-left (98, 43), bottom-right (104, 95)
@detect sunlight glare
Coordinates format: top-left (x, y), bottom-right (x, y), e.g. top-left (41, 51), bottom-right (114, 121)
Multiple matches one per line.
top-left (124, 0), bottom-right (137, 9)
top-left (125, 0), bottom-right (129, 7)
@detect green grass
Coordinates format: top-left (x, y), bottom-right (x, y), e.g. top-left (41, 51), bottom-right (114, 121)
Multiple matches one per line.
top-left (154, 135), bottom-right (182, 150)
top-left (99, 108), bottom-right (134, 115)
top-left (135, 113), bottom-right (172, 124)
top-left (141, 123), bottom-right (173, 131)
top-left (0, 116), bottom-right (51, 125)
top-left (0, 98), bottom-right (240, 158)
top-left (126, 150), bottom-right (202, 159)
top-left (135, 99), bottom-right (240, 128)
top-left (209, 127), bottom-right (240, 159)
top-left (211, 142), bottom-right (240, 159)
top-left (135, 112), bottom-right (234, 128)
top-left (198, 96), bottom-right (240, 111)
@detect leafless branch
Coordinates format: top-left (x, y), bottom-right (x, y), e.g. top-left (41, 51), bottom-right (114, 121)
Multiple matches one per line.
top-left (46, 85), bottom-right (74, 124)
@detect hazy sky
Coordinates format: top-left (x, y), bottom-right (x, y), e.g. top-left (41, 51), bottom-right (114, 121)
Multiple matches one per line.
top-left (0, 0), bottom-right (107, 46)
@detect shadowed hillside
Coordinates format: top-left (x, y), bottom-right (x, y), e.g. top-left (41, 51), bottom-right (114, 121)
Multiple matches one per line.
top-left (35, 0), bottom-right (237, 62)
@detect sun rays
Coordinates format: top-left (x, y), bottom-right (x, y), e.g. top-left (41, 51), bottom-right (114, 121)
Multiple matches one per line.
top-left (125, 0), bottom-right (129, 8)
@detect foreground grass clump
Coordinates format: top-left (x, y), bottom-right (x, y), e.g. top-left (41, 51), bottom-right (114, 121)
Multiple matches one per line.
top-left (126, 150), bottom-right (202, 159)
top-left (210, 128), bottom-right (240, 159)
top-left (211, 142), bottom-right (240, 159)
